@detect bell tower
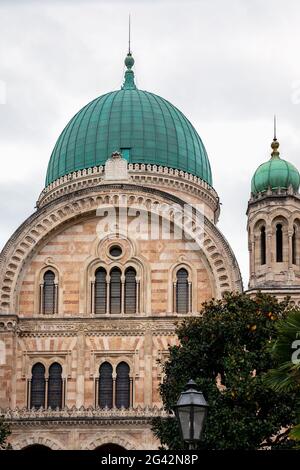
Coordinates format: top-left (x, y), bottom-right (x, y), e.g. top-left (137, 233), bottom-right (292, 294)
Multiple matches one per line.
top-left (247, 131), bottom-right (300, 303)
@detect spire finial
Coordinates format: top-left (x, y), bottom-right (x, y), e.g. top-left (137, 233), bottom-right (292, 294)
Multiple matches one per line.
top-left (122, 15), bottom-right (136, 90)
top-left (128, 13), bottom-right (131, 55)
top-left (271, 115), bottom-right (280, 158)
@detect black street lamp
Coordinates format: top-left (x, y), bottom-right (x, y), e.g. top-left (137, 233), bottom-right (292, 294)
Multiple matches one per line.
top-left (174, 379), bottom-right (209, 450)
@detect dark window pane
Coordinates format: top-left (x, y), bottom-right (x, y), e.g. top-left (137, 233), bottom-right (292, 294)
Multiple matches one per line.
top-left (110, 268), bottom-right (121, 314)
top-left (48, 363), bottom-right (63, 409)
top-left (125, 268), bottom-right (136, 314)
top-left (276, 224), bottom-right (283, 262)
top-left (43, 270), bottom-right (55, 314)
top-left (99, 362), bottom-right (113, 408)
top-left (116, 362), bottom-right (130, 409)
top-left (176, 268), bottom-right (189, 314)
top-left (95, 268), bottom-right (107, 314)
top-left (30, 363), bottom-right (45, 409)
top-left (260, 226), bottom-right (266, 265)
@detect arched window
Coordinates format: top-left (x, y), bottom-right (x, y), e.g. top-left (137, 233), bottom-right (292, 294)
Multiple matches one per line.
top-left (95, 268), bottom-right (107, 314)
top-left (48, 363), bottom-right (63, 409)
top-left (110, 268), bottom-right (121, 314)
top-left (98, 362), bottom-right (113, 409)
top-left (125, 267), bottom-right (137, 314)
top-left (260, 226), bottom-right (266, 265)
top-left (116, 362), bottom-right (130, 409)
top-left (42, 270), bottom-right (57, 315)
top-left (30, 363), bottom-right (46, 409)
top-left (176, 268), bottom-right (189, 314)
top-left (292, 226), bottom-right (297, 265)
top-left (276, 224), bottom-right (283, 262)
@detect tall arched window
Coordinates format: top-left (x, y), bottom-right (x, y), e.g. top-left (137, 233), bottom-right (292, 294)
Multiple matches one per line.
top-left (110, 268), bottom-right (121, 314)
top-left (292, 226), bottom-right (297, 265)
top-left (260, 226), bottom-right (266, 265)
top-left (176, 268), bottom-right (189, 314)
top-left (98, 362), bottom-right (113, 409)
top-left (30, 363), bottom-right (46, 409)
top-left (48, 363), bottom-right (63, 409)
top-left (125, 267), bottom-right (137, 314)
top-left (95, 268), bottom-right (107, 314)
top-left (116, 362), bottom-right (130, 409)
top-left (276, 224), bottom-right (283, 262)
top-left (42, 270), bottom-right (57, 315)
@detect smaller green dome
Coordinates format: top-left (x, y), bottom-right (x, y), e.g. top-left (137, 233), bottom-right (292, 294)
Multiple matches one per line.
top-left (251, 138), bottom-right (300, 194)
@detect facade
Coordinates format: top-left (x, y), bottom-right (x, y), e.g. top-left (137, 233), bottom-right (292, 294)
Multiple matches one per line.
top-left (0, 51), bottom-right (299, 450)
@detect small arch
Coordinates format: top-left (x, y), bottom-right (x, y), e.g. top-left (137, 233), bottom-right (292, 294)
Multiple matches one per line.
top-left (94, 444), bottom-right (126, 453)
top-left (23, 445), bottom-right (52, 451)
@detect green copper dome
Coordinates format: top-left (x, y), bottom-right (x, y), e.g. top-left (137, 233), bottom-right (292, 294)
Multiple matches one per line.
top-left (251, 138), bottom-right (300, 194)
top-left (45, 53), bottom-right (212, 187)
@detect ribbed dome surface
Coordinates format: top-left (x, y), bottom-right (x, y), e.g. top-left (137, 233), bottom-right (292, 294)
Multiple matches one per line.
top-left (251, 139), bottom-right (300, 194)
top-left (46, 62), bottom-right (212, 186)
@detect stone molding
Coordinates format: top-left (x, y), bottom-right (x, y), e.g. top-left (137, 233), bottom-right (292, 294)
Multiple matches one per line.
top-left (2, 406), bottom-right (167, 425)
top-left (0, 186), bottom-right (242, 314)
top-left (37, 163), bottom-right (219, 216)
top-left (11, 435), bottom-right (64, 450)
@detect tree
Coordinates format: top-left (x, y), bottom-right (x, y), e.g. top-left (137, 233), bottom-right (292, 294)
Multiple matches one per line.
top-left (0, 416), bottom-right (11, 450)
top-left (265, 310), bottom-right (300, 441)
top-left (152, 292), bottom-right (298, 450)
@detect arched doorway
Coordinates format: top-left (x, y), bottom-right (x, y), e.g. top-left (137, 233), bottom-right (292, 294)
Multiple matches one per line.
top-left (22, 444), bottom-right (52, 451)
top-left (94, 443), bottom-right (126, 453)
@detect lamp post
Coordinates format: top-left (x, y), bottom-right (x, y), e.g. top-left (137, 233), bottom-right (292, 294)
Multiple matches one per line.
top-left (174, 379), bottom-right (209, 450)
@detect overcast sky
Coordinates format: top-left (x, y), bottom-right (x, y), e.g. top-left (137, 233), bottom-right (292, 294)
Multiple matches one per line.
top-left (0, 0), bottom-right (300, 289)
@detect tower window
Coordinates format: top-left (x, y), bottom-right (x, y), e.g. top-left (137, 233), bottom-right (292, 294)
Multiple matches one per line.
top-left (176, 268), bottom-right (189, 314)
top-left (260, 226), bottom-right (266, 265)
top-left (99, 362), bottom-right (113, 409)
top-left (41, 270), bottom-right (57, 315)
top-left (276, 224), bottom-right (283, 262)
top-left (124, 267), bottom-right (137, 314)
top-left (48, 363), bottom-right (63, 410)
top-left (292, 226), bottom-right (297, 265)
top-left (110, 267), bottom-right (122, 314)
top-left (30, 363), bottom-right (46, 409)
top-left (95, 268), bottom-right (107, 314)
top-left (116, 362), bottom-right (130, 409)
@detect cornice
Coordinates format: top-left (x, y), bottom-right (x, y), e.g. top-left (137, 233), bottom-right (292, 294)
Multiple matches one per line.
top-left (37, 163), bottom-right (219, 216)
top-left (2, 406), bottom-right (168, 427)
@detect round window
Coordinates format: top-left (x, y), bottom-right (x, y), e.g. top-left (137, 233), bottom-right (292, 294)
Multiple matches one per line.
top-left (109, 245), bottom-right (122, 258)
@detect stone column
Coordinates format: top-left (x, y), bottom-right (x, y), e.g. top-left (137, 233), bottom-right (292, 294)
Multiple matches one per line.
top-left (121, 274), bottom-right (125, 315)
top-left (144, 329), bottom-right (153, 406)
top-left (288, 230), bottom-right (293, 269)
top-left (91, 281), bottom-right (95, 314)
top-left (106, 275), bottom-right (110, 315)
top-left (75, 327), bottom-right (86, 408)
